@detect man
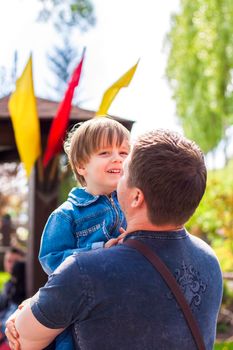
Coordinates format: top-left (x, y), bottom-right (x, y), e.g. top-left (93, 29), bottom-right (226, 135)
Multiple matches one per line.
top-left (0, 248), bottom-right (25, 349)
top-left (3, 248), bottom-right (25, 275)
top-left (6, 130), bottom-right (222, 350)
top-left (0, 247), bottom-right (25, 310)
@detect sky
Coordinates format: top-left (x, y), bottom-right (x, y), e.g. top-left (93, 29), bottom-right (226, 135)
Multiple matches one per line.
top-left (0, 0), bottom-right (181, 141)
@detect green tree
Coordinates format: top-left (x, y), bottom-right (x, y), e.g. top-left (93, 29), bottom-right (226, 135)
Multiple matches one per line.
top-left (36, 1), bottom-right (94, 101)
top-left (166, 0), bottom-right (233, 156)
top-left (37, 0), bottom-right (95, 32)
top-left (46, 36), bottom-right (79, 99)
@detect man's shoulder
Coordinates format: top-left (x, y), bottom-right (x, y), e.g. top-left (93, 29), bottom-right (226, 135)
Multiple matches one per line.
top-left (71, 244), bottom-right (126, 268)
top-left (189, 233), bottom-right (217, 255)
top-left (188, 233), bottom-right (222, 273)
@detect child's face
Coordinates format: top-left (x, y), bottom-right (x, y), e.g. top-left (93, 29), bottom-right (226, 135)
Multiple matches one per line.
top-left (76, 138), bottom-right (130, 195)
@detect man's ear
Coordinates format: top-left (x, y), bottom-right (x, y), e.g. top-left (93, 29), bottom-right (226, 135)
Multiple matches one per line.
top-left (76, 164), bottom-right (86, 176)
top-left (131, 188), bottom-right (144, 208)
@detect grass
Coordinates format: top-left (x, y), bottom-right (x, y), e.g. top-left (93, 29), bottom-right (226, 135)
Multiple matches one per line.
top-left (214, 343), bottom-right (233, 350)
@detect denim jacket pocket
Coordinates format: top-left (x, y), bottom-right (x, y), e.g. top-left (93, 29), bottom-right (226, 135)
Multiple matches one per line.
top-left (77, 224), bottom-right (102, 237)
top-left (75, 223), bottom-right (106, 248)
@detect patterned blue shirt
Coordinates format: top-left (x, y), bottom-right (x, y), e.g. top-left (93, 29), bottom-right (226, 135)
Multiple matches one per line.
top-left (32, 229), bottom-right (223, 350)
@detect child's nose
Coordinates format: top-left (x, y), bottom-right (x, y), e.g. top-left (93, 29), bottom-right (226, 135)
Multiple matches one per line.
top-left (112, 152), bottom-right (123, 162)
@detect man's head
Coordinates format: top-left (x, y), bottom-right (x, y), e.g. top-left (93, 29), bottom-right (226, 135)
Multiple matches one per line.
top-left (64, 117), bottom-right (130, 188)
top-left (4, 247), bottom-right (25, 274)
top-left (118, 129), bottom-right (207, 227)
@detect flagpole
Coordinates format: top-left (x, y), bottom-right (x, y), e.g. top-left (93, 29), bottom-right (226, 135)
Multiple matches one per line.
top-left (48, 155), bottom-right (59, 183)
top-left (37, 156), bottom-right (44, 184)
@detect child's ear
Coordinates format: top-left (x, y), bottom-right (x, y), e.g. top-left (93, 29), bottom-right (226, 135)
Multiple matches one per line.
top-left (131, 188), bottom-right (144, 208)
top-left (76, 164), bottom-right (86, 176)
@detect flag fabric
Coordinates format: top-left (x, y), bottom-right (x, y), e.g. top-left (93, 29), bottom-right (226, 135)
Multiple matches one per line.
top-left (8, 55), bottom-right (41, 177)
top-left (43, 48), bottom-right (86, 167)
top-left (96, 60), bottom-right (139, 116)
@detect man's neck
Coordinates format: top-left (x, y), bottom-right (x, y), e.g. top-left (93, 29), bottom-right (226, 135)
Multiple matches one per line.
top-left (126, 217), bottom-right (183, 235)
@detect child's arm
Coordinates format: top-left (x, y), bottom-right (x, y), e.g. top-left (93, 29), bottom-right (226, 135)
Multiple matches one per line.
top-left (39, 211), bottom-right (88, 275)
top-left (39, 211), bottom-right (104, 275)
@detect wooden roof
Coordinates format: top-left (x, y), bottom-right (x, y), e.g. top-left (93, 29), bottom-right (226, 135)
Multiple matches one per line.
top-left (0, 95), bottom-right (134, 162)
top-left (0, 95), bottom-right (95, 120)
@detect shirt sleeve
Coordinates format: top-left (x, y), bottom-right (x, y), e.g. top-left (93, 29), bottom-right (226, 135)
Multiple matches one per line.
top-left (31, 255), bottom-right (90, 329)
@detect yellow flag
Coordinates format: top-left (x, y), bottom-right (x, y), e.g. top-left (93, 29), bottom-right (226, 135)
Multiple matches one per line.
top-left (8, 55), bottom-right (41, 177)
top-left (96, 61), bottom-right (139, 116)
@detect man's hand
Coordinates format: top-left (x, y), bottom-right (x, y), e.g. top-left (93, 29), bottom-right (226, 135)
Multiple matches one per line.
top-left (5, 314), bottom-right (20, 350)
top-left (105, 228), bottom-right (128, 248)
top-left (5, 302), bottom-right (26, 350)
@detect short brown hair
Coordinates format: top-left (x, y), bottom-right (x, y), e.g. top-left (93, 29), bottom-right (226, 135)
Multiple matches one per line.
top-left (128, 129), bottom-right (207, 226)
top-left (64, 117), bottom-right (130, 186)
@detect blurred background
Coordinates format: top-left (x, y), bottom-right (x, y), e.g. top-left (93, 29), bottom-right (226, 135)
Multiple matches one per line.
top-left (0, 1), bottom-right (233, 347)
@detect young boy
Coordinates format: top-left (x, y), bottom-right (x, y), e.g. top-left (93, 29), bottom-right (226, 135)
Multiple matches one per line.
top-left (39, 117), bottom-right (130, 350)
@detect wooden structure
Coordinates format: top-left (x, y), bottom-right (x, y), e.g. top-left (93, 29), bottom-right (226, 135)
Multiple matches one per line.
top-left (0, 95), bottom-right (134, 296)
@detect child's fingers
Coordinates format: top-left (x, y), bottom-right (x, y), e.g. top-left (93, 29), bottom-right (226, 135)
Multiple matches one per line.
top-left (118, 237), bottom-right (126, 244)
top-left (105, 238), bottom-right (119, 248)
top-left (118, 229), bottom-right (128, 241)
top-left (105, 228), bottom-right (129, 248)
top-left (119, 227), bottom-right (126, 234)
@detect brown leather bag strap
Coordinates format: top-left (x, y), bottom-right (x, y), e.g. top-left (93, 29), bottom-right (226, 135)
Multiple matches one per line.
top-left (124, 239), bottom-right (206, 350)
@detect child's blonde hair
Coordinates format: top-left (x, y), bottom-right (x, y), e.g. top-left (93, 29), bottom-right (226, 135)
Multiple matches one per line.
top-left (64, 117), bottom-right (130, 186)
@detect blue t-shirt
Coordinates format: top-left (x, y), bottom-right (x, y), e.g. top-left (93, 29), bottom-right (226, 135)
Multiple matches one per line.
top-left (39, 187), bottom-right (126, 350)
top-left (31, 229), bottom-right (223, 350)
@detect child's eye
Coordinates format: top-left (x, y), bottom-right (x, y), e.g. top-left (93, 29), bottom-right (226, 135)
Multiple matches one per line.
top-left (99, 151), bottom-right (109, 156)
top-left (120, 152), bottom-right (129, 156)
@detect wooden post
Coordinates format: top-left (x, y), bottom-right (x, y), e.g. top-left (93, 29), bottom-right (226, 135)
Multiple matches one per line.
top-left (0, 214), bottom-right (12, 247)
top-left (27, 161), bottom-right (59, 297)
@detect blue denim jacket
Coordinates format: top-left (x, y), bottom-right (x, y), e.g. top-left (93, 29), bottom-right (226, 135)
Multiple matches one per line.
top-left (39, 187), bottom-right (126, 350)
top-left (32, 230), bottom-right (223, 350)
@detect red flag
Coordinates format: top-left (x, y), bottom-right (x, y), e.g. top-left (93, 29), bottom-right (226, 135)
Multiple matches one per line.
top-left (43, 48), bottom-right (85, 167)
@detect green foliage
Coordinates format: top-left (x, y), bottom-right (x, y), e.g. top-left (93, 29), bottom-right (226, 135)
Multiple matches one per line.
top-left (37, 0), bottom-right (95, 32)
top-left (47, 37), bottom-right (79, 98)
top-left (222, 281), bottom-right (233, 306)
top-left (186, 160), bottom-right (233, 270)
top-left (166, 0), bottom-right (233, 153)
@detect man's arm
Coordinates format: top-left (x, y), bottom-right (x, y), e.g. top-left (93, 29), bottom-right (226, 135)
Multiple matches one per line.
top-left (13, 304), bottom-right (63, 350)
top-left (6, 255), bottom-right (87, 350)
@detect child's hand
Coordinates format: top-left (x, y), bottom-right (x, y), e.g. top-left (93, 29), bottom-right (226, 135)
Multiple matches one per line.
top-left (105, 227), bottom-right (128, 248)
top-left (105, 238), bottom-right (118, 248)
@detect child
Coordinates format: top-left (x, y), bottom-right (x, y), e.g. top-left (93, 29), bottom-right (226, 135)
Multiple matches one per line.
top-left (39, 117), bottom-right (130, 350)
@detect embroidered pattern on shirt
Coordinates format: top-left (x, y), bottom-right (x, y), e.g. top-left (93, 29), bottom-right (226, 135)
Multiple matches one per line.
top-left (167, 261), bottom-right (207, 310)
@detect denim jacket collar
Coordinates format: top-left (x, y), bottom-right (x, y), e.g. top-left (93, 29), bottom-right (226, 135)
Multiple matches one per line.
top-left (68, 187), bottom-right (117, 207)
top-left (125, 229), bottom-right (188, 240)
